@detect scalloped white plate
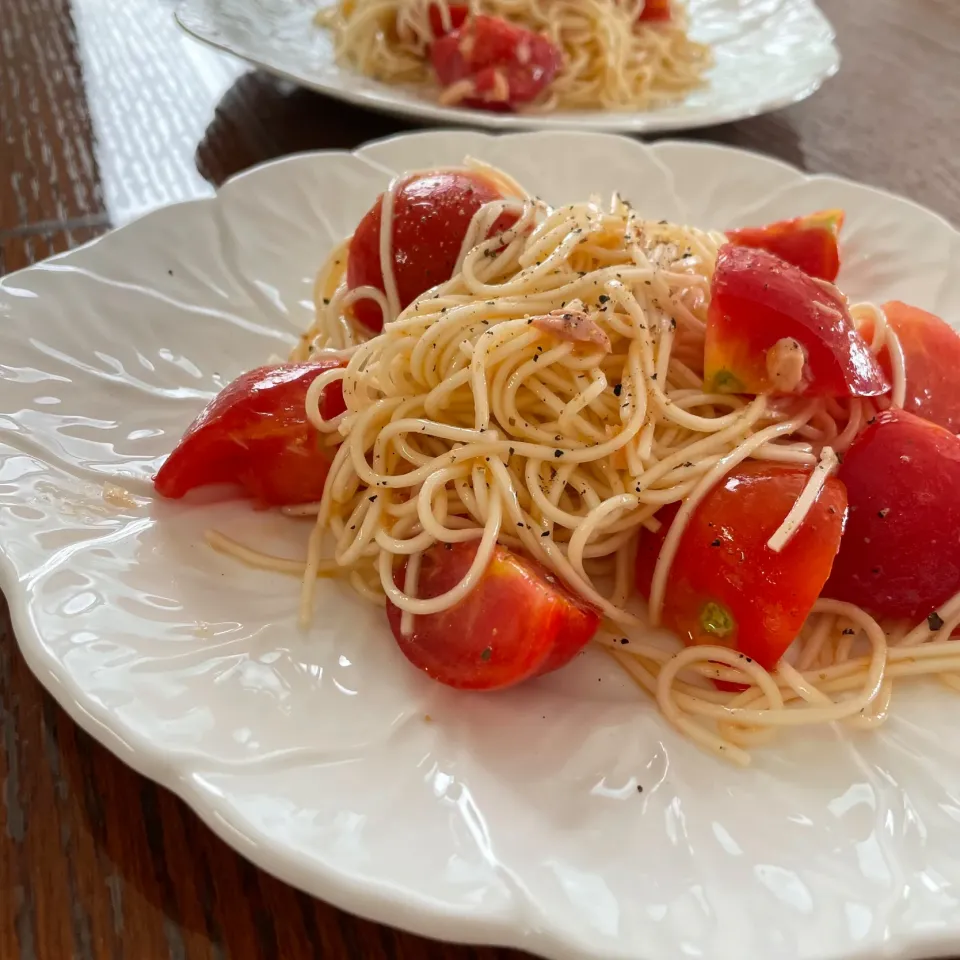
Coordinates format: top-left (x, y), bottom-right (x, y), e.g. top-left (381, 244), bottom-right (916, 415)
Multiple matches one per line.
top-left (3, 132), bottom-right (960, 960)
top-left (174, 0), bottom-right (840, 133)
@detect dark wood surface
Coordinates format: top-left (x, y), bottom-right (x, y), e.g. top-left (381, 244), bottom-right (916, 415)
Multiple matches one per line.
top-left (1, 1), bottom-right (959, 957)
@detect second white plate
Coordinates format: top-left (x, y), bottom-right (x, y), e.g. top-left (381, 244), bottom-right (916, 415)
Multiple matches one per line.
top-left (175, 0), bottom-right (840, 133)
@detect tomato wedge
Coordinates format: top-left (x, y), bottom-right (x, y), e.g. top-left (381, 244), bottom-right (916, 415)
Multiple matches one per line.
top-left (704, 244), bottom-right (890, 398)
top-left (427, 2), bottom-right (468, 36)
top-left (154, 360), bottom-right (346, 506)
top-left (726, 209), bottom-right (844, 282)
top-left (824, 409), bottom-right (960, 621)
top-left (347, 171), bottom-right (519, 332)
top-left (637, 0), bottom-right (672, 21)
top-left (430, 15), bottom-right (562, 112)
top-left (635, 463), bottom-right (848, 671)
top-left (386, 540), bottom-right (600, 690)
top-left (856, 301), bottom-right (960, 434)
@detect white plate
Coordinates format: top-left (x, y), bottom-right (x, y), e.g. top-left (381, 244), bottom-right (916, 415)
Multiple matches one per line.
top-left (3, 131), bottom-right (960, 960)
top-left (174, 0), bottom-right (840, 134)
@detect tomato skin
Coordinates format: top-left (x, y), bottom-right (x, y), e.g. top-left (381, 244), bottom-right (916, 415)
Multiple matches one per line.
top-left (430, 16), bottom-right (562, 112)
top-left (704, 244), bottom-right (890, 398)
top-left (153, 360), bottom-right (345, 506)
top-left (857, 301), bottom-right (960, 435)
top-left (637, 0), bottom-right (672, 21)
top-left (634, 464), bottom-right (848, 671)
top-left (824, 409), bottom-right (960, 620)
top-left (726, 209), bottom-right (844, 282)
top-left (427, 2), bottom-right (468, 36)
top-left (385, 540), bottom-right (601, 690)
top-left (347, 171), bottom-right (518, 332)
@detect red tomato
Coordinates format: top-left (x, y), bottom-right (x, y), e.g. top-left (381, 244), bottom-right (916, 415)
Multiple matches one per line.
top-left (385, 540), bottom-right (600, 690)
top-left (637, 0), bottom-right (672, 21)
top-left (634, 464), bottom-right (848, 671)
top-left (154, 360), bottom-right (346, 506)
top-left (427, 2), bottom-right (468, 36)
top-left (856, 301), bottom-right (960, 434)
top-left (704, 244), bottom-right (889, 398)
top-left (824, 409), bottom-right (960, 620)
top-left (430, 16), bottom-right (562, 112)
top-left (347, 171), bottom-right (519, 332)
top-left (726, 209), bottom-right (844, 282)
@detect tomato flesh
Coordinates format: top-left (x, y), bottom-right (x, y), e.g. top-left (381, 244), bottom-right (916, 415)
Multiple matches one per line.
top-left (637, 0), bottom-right (672, 21)
top-left (856, 301), bottom-right (960, 434)
top-left (427, 2), bottom-right (469, 36)
top-left (704, 244), bottom-right (889, 398)
top-left (430, 16), bottom-right (562, 112)
top-left (347, 171), bottom-right (519, 332)
top-left (635, 464), bottom-right (848, 671)
top-left (824, 409), bottom-right (960, 620)
top-left (386, 540), bottom-right (601, 690)
top-left (154, 359), bottom-right (345, 506)
top-left (726, 209), bottom-right (844, 282)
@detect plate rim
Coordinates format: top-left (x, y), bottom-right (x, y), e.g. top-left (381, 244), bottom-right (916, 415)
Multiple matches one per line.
top-left (171, 0), bottom-right (841, 134)
top-left (3, 130), bottom-right (960, 960)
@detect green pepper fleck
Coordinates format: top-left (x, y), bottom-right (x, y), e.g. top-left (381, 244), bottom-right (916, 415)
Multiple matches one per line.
top-left (700, 601), bottom-right (735, 639)
top-left (711, 369), bottom-right (744, 393)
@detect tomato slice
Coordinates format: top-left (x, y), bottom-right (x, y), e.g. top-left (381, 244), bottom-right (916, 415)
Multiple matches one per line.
top-left (635, 464), bottom-right (848, 671)
top-left (824, 409), bottom-right (960, 620)
top-left (726, 209), bottom-right (844, 282)
top-left (704, 244), bottom-right (890, 398)
top-left (386, 540), bottom-right (601, 690)
top-left (154, 359), bottom-right (345, 506)
top-left (637, 0), bottom-right (672, 21)
top-left (427, 2), bottom-right (469, 36)
top-left (347, 171), bottom-right (519, 332)
top-left (856, 301), bottom-right (960, 434)
top-left (430, 16), bottom-right (562, 112)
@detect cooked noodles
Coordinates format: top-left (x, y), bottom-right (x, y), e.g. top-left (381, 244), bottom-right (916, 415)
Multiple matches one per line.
top-left (199, 158), bottom-right (960, 766)
top-left (316, 0), bottom-right (711, 111)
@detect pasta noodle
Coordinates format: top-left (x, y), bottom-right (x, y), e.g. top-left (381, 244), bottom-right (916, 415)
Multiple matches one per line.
top-left (315, 0), bottom-right (711, 112)
top-left (210, 159), bottom-right (960, 766)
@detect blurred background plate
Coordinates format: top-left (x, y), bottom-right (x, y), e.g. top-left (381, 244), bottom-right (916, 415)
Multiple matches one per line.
top-left (175, 0), bottom-right (840, 133)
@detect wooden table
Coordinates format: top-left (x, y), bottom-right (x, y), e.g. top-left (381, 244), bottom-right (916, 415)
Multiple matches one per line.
top-left (1, 1), bottom-right (959, 957)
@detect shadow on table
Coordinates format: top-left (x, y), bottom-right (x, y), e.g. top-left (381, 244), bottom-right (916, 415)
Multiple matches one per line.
top-left (196, 71), bottom-right (423, 187)
top-left (669, 113), bottom-right (807, 171)
top-left (195, 70), bottom-right (808, 189)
